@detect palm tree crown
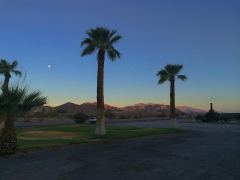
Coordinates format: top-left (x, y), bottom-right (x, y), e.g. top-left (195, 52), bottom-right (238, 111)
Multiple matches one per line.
top-left (157, 64), bottom-right (187, 84)
top-left (81, 27), bottom-right (122, 60)
top-left (0, 59), bottom-right (22, 93)
top-left (0, 87), bottom-right (47, 116)
top-left (0, 59), bottom-right (22, 78)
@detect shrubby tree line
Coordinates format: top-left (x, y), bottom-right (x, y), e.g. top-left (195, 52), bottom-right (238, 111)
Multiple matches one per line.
top-left (195, 112), bottom-right (240, 123)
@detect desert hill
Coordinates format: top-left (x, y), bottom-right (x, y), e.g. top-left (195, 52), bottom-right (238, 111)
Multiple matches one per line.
top-left (53, 102), bottom-right (206, 115)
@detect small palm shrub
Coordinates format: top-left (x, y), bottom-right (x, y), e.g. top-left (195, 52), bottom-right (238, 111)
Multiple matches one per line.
top-left (0, 87), bottom-right (46, 154)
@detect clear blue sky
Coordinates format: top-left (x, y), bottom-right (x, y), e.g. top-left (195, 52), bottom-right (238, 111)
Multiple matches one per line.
top-left (0, 0), bottom-right (239, 112)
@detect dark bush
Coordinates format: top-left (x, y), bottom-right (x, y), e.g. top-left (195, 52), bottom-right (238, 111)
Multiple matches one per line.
top-left (57, 109), bottom-right (67, 113)
top-left (195, 115), bottom-right (204, 122)
top-left (134, 115), bottom-right (141, 119)
top-left (203, 111), bottom-right (220, 122)
top-left (219, 116), bottom-right (231, 122)
top-left (119, 115), bottom-right (129, 119)
top-left (195, 112), bottom-right (220, 122)
top-left (104, 110), bottom-right (115, 119)
top-left (157, 113), bottom-right (167, 118)
top-left (73, 113), bottom-right (89, 124)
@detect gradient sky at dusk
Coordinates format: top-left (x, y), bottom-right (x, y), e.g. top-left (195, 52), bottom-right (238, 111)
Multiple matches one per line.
top-left (0, 0), bottom-right (239, 112)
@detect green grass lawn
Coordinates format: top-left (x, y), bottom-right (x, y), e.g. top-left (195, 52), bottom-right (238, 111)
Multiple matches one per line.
top-left (17, 124), bottom-right (182, 151)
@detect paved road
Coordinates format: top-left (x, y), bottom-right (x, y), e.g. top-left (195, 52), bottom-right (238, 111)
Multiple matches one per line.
top-left (0, 120), bottom-right (240, 180)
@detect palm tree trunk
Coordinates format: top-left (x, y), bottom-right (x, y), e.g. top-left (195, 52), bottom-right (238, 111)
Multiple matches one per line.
top-left (3, 74), bottom-right (11, 93)
top-left (0, 116), bottom-right (17, 154)
top-left (0, 115), bottom-right (6, 137)
top-left (170, 80), bottom-right (177, 128)
top-left (95, 50), bottom-right (106, 135)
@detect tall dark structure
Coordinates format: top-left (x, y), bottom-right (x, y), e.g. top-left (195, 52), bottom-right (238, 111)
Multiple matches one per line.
top-left (204, 102), bottom-right (219, 122)
top-left (209, 102), bottom-right (214, 113)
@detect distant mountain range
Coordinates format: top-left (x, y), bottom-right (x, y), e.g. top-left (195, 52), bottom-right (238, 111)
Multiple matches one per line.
top-left (46, 102), bottom-right (206, 115)
top-left (176, 106), bottom-right (206, 113)
top-left (54, 102), bottom-right (121, 114)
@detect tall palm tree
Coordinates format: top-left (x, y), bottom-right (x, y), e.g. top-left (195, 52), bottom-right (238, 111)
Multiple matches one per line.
top-left (157, 64), bottom-right (187, 127)
top-left (80, 27), bottom-right (122, 135)
top-left (0, 59), bottom-right (22, 93)
top-left (0, 87), bottom-right (47, 154)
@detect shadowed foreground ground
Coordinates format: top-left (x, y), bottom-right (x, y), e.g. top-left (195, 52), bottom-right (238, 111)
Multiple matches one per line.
top-left (0, 120), bottom-right (240, 180)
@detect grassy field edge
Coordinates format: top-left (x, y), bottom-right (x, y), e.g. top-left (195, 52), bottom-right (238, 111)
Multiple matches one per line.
top-left (17, 124), bottom-right (183, 152)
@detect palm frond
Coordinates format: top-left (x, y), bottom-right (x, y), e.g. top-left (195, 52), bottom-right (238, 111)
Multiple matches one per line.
top-left (81, 38), bottom-right (94, 47)
top-left (177, 74), bottom-right (187, 81)
top-left (81, 45), bottom-right (96, 56)
top-left (156, 70), bottom-right (169, 84)
top-left (0, 87), bottom-right (25, 115)
top-left (157, 69), bottom-right (166, 76)
top-left (107, 49), bottom-right (117, 61)
top-left (0, 86), bottom-right (47, 116)
top-left (0, 59), bottom-right (8, 66)
top-left (110, 35), bottom-right (122, 44)
top-left (11, 60), bottom-right (18, 68)
top-left (13, 70), bottom-right (22, 77)
top-left (86, 29), bottom-right (97, 41)
top-left (109, 30), bottom-right (117, 37)
top-left (107, 47), bottom-right (121, 61)
top-left (165, 64), bottom-right (183, 75)
top-left (21, 91), bottom-right (47, 111)
top-left (113, 48), bottom-right (121, 58)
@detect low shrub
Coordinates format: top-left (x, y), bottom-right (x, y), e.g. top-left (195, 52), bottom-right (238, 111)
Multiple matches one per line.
top-left (195, 112), bottom-right (220, 122)
top-left (73, 113), bottom-right (89, 124)
top-left (195, 115), bottom-right (204, 122)
top-left (157, 113), bottom-right (167, 118)
top-left (203, 112), bottom-right (220, 122)
top-left (119, 115), bottom-right (129, 119)
top-left (104, 110), bottom-right (115, 119)
top-left (133, 115), bottom-right (141, 119)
